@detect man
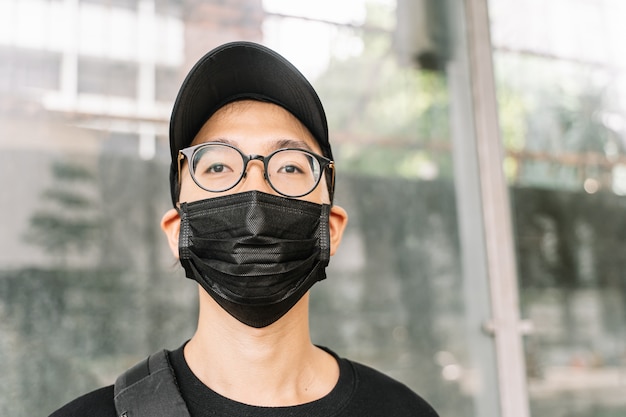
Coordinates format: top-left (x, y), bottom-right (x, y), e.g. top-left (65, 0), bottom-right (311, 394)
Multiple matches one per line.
top-left (50, 41), bottom-right (439, 416)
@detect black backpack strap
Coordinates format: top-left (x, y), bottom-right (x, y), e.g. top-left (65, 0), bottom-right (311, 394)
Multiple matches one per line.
top-left (113, 350), bottom-right (191, 417)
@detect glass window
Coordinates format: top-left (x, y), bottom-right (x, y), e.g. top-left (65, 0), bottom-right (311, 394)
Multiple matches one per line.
top-left (0, 1), bottom-right (527, 416)
top-left (155, 65), bottom-right (180, 102)
top-left (0, 47), bottom-right (61, 92)
top-left (81, 0), bottom-right (138, 10)
top-left (266, 1), bottom-right (500, 415)
top-left (490, 0), bottom-right (626, 415)
top-left (155, 0), bottom-right (183, 17)
top-left (78, 57), bottom-right (138, 98)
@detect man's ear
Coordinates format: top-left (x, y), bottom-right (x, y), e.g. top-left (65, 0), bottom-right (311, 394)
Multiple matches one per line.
top-left (328, 205), bottom-right (348, 256)
top-left (161, 208), bottom-right (181, 259)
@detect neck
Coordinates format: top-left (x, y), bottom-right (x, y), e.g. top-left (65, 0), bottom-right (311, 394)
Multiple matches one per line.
top-left (184, 288), bottom-right (338, 406)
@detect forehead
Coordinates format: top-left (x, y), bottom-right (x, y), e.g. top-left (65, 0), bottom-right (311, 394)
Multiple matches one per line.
top-left (191, 100), bottom-right (322, 154)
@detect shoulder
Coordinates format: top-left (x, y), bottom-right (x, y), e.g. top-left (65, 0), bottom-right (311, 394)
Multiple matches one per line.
top-left (346, 359), bottom-right (439, 416)
top-left (48, 385), bottom-right (116, 417)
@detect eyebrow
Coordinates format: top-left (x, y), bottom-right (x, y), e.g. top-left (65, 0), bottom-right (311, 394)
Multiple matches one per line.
top-left (202, 138), bottom-right (315, 153)
top-left (205, 138), bottom-right (235, 146)
top-left (275, 138), bottom-right (314, 152)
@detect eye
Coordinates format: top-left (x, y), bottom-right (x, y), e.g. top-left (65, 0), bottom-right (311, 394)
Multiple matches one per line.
top-left (278, 163), bottom-right (305, 174)
top-left (194, 160), bottom-right (235, 177)
top-left (206, 163), bottom-right (231, 174)
top-left (192, 145), bottom-right (241, 177)
top-left (270, 150), bottom-right (314, 176)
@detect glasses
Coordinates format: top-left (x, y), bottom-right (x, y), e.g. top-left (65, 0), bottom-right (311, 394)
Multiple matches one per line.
top-left (178, 142), bottom-right (334, 198)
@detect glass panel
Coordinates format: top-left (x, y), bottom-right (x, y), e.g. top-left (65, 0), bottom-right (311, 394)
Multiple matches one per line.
top-left (155, 65), bottom-right (180, 102)
top-left (155, 0), bottom-right (182, 17)
top-left (1, 1), bottom-right (498, 416)
top-left (490, 0), bottom-right (626, 415)
top-left (0, 46), bottom-right (61, 91)
top-left (266, 1), bottom-right (499, 416)
top-left (81, 0), bottom-right (138, 10)
top-left (78, 57), bottom-right (138, 98)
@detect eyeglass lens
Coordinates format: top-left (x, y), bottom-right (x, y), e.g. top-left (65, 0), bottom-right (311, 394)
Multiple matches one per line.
top-left (190, 144), bottom-right (323, 197)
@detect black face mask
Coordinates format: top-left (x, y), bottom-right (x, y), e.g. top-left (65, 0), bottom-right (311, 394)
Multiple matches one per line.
top-left (177, 191), bottom-right (331, 328)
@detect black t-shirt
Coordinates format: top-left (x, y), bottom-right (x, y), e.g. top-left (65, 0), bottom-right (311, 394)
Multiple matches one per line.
top-left (49, 344), bottom-right (438, 417)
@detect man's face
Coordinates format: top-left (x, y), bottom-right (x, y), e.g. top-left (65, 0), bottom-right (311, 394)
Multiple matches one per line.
top-left (163, 99), bottom-right (347, 260)
top-left (178, 100), bottom-right (329, 205)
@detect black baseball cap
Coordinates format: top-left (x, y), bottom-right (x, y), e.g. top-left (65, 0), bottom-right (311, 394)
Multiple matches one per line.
top-left (168, 41), bottom-right (332, 205)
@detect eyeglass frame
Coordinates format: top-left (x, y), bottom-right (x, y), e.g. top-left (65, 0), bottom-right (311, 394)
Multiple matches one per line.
top-left (176, 142), bottom-right (335, 200)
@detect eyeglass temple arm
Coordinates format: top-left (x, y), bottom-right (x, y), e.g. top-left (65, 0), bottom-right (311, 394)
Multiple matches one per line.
top-left (328, 162), bottom-right (335, 203)
top-left (176, 152), bottom-right (186, 200)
